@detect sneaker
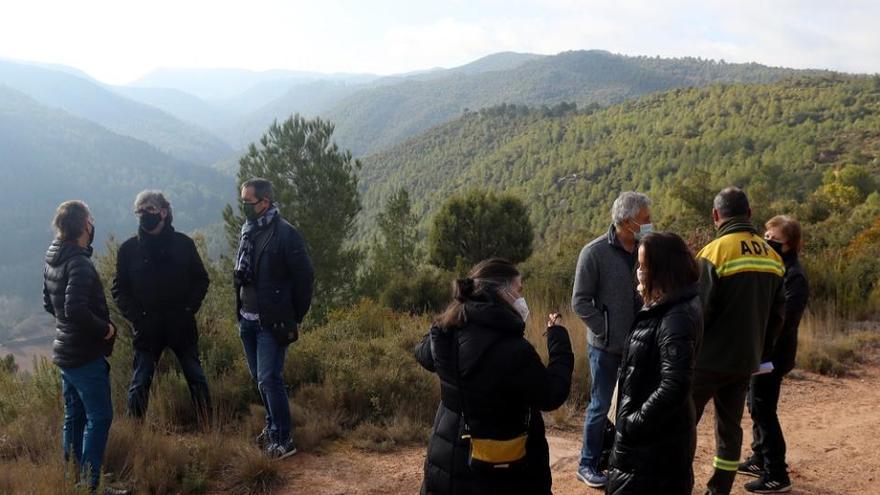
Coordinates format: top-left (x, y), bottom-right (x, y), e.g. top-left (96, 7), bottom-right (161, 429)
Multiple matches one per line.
top-left (256, 427), bottom-right (270, 449)
top-left (267, 439), bottom-right (298, 460)
top-left (102, 487), bottom-right (132, 495)
top-left (744, 475), bottom-right (792, 493)
top-left (575, 466), bottom-right (608, 488)
top-left (738, 457), bottom-right (765, 478)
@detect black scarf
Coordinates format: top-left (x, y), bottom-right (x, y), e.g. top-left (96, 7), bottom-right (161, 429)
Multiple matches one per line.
top-left (234, 205), bottom-right (279, 286)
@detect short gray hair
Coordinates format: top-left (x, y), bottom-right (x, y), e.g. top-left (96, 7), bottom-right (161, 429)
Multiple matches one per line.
top-left (611, 191), bottom-right (651, 225)
top-left (713, 186), bottom-right (749, 219)
top-left (241, 178), bottom-right (274, 203)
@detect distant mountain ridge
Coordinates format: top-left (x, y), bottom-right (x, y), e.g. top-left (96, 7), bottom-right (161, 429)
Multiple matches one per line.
top-left (0, 60), bottom-right (233, 165)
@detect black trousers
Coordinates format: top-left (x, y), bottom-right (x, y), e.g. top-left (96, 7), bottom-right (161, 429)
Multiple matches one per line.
top-left (693, 370), bottom-right (750, 495)
top-left (748, 370), bottom-right (788, 477)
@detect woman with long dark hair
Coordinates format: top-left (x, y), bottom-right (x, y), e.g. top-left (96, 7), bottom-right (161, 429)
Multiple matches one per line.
top-left (606, 232), bottom-right (703, 494)
top-left (415, 258), bottom-right (574, 495)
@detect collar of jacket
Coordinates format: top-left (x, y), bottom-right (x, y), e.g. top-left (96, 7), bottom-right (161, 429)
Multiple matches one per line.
top-left (137, 222), bottom-right (175, 244)
top-left (638, 283), bottom-right (699, 318)
top-left (716, 217), bottom-right (757, 238)
top-left (781, 250), bottom-right (799, 266)
top-left (606, 223), bottom-right (637, 254)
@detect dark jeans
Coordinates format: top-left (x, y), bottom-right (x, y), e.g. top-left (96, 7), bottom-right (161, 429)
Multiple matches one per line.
top-left (61, 358), bottom-right (113, 489)
top-left (748, 371), bottom-right (788, 477)
top-left (693, 370), bottom-right (750, 495)
top-left (127, 343), bottom-right (212, 424)
top-left (579, 345), bottom-right (621, 470)
top-left (240, 318), bottom-right (291, 444)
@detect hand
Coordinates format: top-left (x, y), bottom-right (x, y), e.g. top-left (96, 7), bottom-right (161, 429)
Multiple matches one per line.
top-left (547, 313), bottom-right (562, 328)
top-left (104, 323), bottom-right (116, 340)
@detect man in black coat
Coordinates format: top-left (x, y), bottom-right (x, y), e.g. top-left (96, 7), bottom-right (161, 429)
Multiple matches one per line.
top-left (112, 190), bottom-right (211, 423)
top-left (234, 177), bottom-right (315, 459)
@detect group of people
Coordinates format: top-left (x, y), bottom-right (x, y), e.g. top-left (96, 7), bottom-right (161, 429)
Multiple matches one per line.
top-left (42, 178), bottom-right (314, 494)
top-left (416, 187), bottom-right (809, 495)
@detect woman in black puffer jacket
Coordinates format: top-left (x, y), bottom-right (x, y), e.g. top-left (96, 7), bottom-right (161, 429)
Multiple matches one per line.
top-left (607, 232), bottom-right (703, 495)
top-left (415, 258), bottom-right (574, 495)
top-left (43, 201), bottom-right (119, 493)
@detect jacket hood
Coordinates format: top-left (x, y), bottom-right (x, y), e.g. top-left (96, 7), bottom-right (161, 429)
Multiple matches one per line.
top-left (45, 239), bottom-right (91, 267)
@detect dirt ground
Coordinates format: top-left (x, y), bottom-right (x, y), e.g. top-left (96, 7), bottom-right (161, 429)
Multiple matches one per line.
top-left (276, 351), bottom-right (880, 495)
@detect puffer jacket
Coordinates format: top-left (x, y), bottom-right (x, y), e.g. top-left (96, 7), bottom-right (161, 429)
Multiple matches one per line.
top-left (43, 240), bottom-right (115, 368)
top-left (607, 286), bottom-right (703, 495)
top-left (414, 297), bottom-right (574, 495)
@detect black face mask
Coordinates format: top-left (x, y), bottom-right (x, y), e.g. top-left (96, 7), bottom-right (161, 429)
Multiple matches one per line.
top-left (139, 212), bottom-right (163, 232)
top-left (87, 224), bottom-right (95, 247)
top-left (767, 239), bottom-right (785, 256)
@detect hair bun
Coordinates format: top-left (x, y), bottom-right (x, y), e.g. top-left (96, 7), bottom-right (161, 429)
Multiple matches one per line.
top-left (454, 278), bottom-right (476, 302)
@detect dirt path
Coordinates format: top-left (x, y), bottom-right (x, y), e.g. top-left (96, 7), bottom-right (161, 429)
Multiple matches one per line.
top-left (277, 353), bottom-right (880, 494)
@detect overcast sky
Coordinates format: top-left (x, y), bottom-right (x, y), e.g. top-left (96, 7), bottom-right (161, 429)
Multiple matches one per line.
top-left (1, 0), bottom-right (878, 85)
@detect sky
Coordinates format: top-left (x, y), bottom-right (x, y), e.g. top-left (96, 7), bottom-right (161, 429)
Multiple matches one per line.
top-left (1, 0), bottom-right (878, 85)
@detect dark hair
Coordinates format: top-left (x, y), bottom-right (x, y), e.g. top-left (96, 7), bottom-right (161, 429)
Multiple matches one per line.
top-left (765, 215), bottom-right (803, 253)
top-left (52, 200), bottom-right (91, 241)
top-left (639, 232), bottom-right (699, 304)
top-left (435, 258), bottom-right (520, 329)
top-left (713, 186), bottom-right (750, 219)
top-left (241, 177), bottom-right (274, 203)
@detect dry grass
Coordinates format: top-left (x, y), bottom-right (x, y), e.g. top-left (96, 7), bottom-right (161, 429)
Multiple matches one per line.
top-left (797, 306), bottom-right (880, 376)
top-left (523, 293), bottom-right (590, 429)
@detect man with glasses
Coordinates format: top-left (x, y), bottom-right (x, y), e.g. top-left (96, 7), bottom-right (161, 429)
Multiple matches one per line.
top-left (235, 178), bottom-right (314, 459)
top-left (112, 190), bottom-right (212, 425)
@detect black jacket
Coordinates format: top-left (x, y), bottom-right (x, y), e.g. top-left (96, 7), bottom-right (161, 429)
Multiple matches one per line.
top-left (111, 225), bottom-right (209, 352)
top-left (43, 240), bottom-right (115, 368)
top-left (233, 215), bottom-right (315, 326)
top-left (414, 298), bottom-right (574, 495)
top-left (769, 253), bottom-right (809, 374)
top-left (607, 286), bottom-right (703, 495)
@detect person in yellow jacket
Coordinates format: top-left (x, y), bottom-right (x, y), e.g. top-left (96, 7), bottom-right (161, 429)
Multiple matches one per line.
top-left (693, 187), bottom-right (785, 495)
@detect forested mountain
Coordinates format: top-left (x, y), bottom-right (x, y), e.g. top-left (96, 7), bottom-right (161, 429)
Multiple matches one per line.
top-left (326, 50), bottom-right (828, 156)
top-left (0, 60), bottom-right (233, 165)
top-left (360, 76), bottom-right (880, 245)
top-left (0, 85), bottom-right (231, 312)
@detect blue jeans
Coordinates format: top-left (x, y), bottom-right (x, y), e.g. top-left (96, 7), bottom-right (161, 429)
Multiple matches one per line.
top-left (60, 358), bottom-right (113, 489)
top-left (127, 345), bottom-right (212, 423)
top-left (579, 345), bottom-right (621, 470)
top-left (240, 319), bottom-right (291, 444)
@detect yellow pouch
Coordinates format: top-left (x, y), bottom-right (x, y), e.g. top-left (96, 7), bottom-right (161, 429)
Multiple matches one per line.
top-left (466, 434), bottom-right (528, 469)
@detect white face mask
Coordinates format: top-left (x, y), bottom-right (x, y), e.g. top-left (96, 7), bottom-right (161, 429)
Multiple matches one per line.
top-left (512, 297), bottom-right (530, 322)
top-left (632, 222), bottom-right (653, 241)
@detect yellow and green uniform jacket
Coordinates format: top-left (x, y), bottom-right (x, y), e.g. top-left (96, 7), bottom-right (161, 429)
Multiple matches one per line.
top-left (696, 218), bottom-right (786, 376)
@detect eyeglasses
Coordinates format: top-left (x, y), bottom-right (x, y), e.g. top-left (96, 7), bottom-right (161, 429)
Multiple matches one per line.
top-left (135, 206), bottom-right (160, 215)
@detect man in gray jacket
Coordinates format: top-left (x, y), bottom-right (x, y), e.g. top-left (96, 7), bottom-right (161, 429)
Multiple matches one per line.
top-left (572, 191), bottom-right (651, 488)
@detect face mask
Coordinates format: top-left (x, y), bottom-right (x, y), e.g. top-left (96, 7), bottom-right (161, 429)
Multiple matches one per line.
top-left (87, 223), bottom-right (95, 247)
top-left (766, 239), bottom-right (785, 256)
top-left (242, 201), bottom-right (262, 222)
top-left (632, 222), bottom-right (653, 241)
top-left (512, 297), bottom-right (530, 322)
top-left (139, 212), bottom-right (163, 232)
